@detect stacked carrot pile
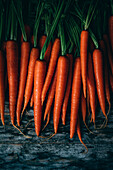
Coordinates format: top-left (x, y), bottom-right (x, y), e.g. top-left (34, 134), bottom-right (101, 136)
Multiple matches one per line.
top-left (0, 0), bottom-right (113, 150)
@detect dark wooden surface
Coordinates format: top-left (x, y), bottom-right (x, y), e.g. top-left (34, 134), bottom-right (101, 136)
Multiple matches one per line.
top-left (0, 96), bottom-right (113, 170)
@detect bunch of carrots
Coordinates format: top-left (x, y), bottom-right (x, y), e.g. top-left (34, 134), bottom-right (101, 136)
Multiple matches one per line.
top-left (0, 0), bottom-right (113, 151)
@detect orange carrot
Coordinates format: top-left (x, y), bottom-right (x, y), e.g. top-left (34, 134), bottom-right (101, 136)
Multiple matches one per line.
top-left (80, 30), bottom-right (89, 98)
top-left (44, 67), bottom-right (57, 121)
top-left (62, 54), bottom-right (73, 125)
top-left (53, 56), bottom-right (69, 134)
top-left (16, 42), bottom-right (30, 126)
top-left (41, 38), bottom-right (60, 104)
top-left (87, 53), bottom-right (96, 124)
top-left (22, 48), bottom-right (39, 114)
top-left (108, 16), bottom-right (113, 53)
top-left (70, 57), bottom-right (81, 139)
top-left (93, 49), bottom-right (107, 120)
top-left (0, 50), bottom-right (5, 125)
top-left (81, 91), bottom-right (87, 123)
top-left (30, 90), bottom-right (34, 107)
top-left (77, 116), bottom-right (88, 152)
top-left (99, 40), bottom-right (111, 111)
top-left (6, 41), bottom-right (18, 125)
top-left (39, 35), bottom-right (52, 63)
top-left (34, 60), bottom-right (46, 136)
top-left (103, 34), bottom-right (113, 75)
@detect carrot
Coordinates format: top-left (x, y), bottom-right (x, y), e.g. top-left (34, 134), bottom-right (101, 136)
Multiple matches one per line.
top-left (93, 49), bottom-right (107, 120)
top-left (6, 41), bottom-right (18, 125)
top-left (53, 56), bottom-right (69, 134)
top-left (103, 34), bottom-right (113, 75)
top-left (21, 25), bottom-right (31, 42)
top-left (44, 67), bottom-right (57, 121)
top-left (61, 54), bottom-right (73, 125)
top-left (77, 116), bottom-right (88, 152)
top-left (30, 90), bottom-right (34, 107)
top-left (41, 38), bottom-right (60, 104)
top-left (87, 53), bottom-right (96, 124)
top-left (70, 57), bottom-right (81, 139)
top-left (16, 42), bottom-right (30, 126)
top-left (80, 30), bottom-right (89, 98)
top-left (34, 60), bottom-right (46, 136)
top-left (39, 35), bottom-right (52, 63)
top-left (22, 48), bottom-right (39, 114)
top-left (99, 40), bottom-right (111, 111)
top-left (81, 92), bottom-right (87, 124)
top-left (108, 16), bottom-right (113, 53)
top-left (0, 50), bottom-right (5, 125)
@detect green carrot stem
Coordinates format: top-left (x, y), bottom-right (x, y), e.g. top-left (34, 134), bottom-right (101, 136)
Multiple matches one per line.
top-left (33, 2), bottom-right (44, 48)
top-left (13, 0), bottom-right (27, 41)
top-left (40, 0), bottom-right (64, 60)
top-left (10, 1), bottom-right (14, 40)
top-left (59, 21), bottom-right (66, 56)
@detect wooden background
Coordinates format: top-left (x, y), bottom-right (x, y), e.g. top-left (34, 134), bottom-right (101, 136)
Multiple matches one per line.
top-left (0, 95), bottom-right (113, 169)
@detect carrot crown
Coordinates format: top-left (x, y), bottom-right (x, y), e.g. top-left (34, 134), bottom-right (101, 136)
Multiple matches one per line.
top-left (75, 0), bottom-right (98, 30)
top-left (40, 0), bottom-right (64, 60)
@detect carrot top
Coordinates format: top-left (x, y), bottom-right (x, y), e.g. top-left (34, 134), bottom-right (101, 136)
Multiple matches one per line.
top-left (6, 0), bottom-right (18, 41)
top-left (74, 0), bottom-right (98, 30)
top-left (33, 1), bottom-right (44, 48)
top-left (13, 0), bottom-right (27, 42)
top-left (40, 0), bottom-right (64, 60)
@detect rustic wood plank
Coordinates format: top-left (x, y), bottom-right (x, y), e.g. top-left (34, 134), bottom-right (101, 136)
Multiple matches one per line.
top-left (0, 95), bottom-right (113, 169)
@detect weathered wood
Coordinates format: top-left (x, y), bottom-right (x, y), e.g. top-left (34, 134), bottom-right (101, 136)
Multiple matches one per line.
top-left (0, 96), bottom-right (113, 169)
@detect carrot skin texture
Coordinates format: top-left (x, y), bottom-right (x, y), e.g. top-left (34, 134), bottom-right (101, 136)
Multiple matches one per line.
top-left (53, 56), bottom-right (69, 134)
top-left (30, 90), bottom-right (34, 107)
top-left (23, 48), bottom-right (39, 112)
top-left (0, 51), bottom-right (5, 125)
top-left (99, 40), bottom-right (110, 107)
top-left (108, 16), bottom-right (113, 53)
top-left (39, 35), bottom-right (52, 63)
top-left (80, 30), bottom-right (89, 98)
top-left (62, 54), bottom-right (73, 125)
top-left (87, 53), bottom-right (96, 123)
top-left (103, 34), bottom-right (113, 75)
top-left (44, 67), bottom-right (57, 121)
top-left (70, 57), bottom-right (81, 139)
top-left (93, 49), bottom-right (106, 118)
top-left (34, 60), bottom-right (46, 136)
top-left (16, 42), bottom-right (30, 126)
top-left (41, 38), bottom-right (60, 104)
top-left (6, 41), bottom-right (18, 125)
